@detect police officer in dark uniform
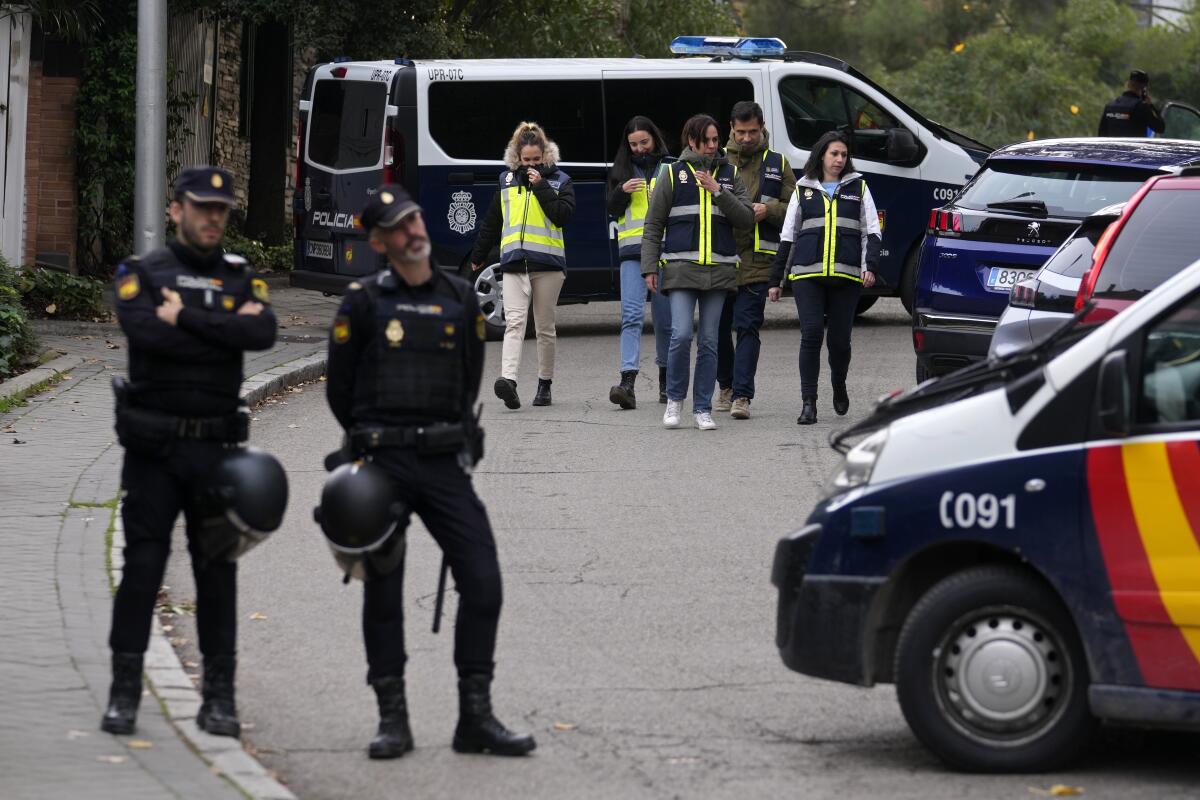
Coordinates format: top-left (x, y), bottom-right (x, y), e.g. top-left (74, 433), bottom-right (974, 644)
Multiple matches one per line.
top-left (102, 166), bottom-right (278, 737)
top-left (1098, 69), bottom-right (1165, 137)
top-left (325, 185), bottom-right (536, 760)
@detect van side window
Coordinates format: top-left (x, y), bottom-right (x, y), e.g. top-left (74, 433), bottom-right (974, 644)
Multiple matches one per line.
top-left (1139, 293), bottom-right (1200, 426)
top-left (779, 76), bottom-right (903, 162)
top-left (429, 81), bottom-right (605, 163)
top-left (308, 79), bottom-right (389, 171)
top-left (602, 77), bottom-right (754, 158)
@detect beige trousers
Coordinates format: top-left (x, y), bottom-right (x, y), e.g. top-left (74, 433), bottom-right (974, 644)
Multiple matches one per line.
top-left (500, 270), bottom-right (565, 381)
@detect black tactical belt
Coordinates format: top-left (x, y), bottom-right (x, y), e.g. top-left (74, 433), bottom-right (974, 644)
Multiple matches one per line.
top-left (120, 404), bottom-right (248, 442)
top-left (350, 423), bottom-right (466, 453)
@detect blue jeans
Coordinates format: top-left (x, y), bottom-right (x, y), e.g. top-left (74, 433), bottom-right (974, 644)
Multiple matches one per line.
top-left (619, 259), bottom-right (671, 373)
top-left (716, 282), bottom-right (769, 399)
top-left (667, 288), bottom-right (726, 413)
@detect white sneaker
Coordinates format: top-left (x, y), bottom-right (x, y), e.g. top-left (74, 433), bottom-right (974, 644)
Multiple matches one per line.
top-left (663, 400), bottom-right (682, 428)
top-left (694, 411), bottom-right (717, 431)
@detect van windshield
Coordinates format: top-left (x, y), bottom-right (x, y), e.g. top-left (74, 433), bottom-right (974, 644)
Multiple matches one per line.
top-left (307, 79), bottom-right (388, 171)
top-left (956, 161), bottom-right (1153, 218)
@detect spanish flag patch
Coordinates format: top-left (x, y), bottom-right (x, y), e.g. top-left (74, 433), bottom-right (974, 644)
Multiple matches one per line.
top-left (332, 315), bottom-right (351, 344)
top-left (251, 278), bottom-right (270, 303)
top-left (117, 273), bottom-right (140, 301)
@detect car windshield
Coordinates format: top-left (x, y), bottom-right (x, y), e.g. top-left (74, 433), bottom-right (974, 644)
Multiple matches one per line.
top-left (956, 161), bottom-right (1154, 218)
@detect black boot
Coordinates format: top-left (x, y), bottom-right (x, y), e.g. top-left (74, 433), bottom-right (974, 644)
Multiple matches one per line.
top-left (608, 370), bottom-right (637, 410)
top-left (494, 378), bottom-right (520, 410)
top-left (452, 675), bottom-right (536, 756)
top-left (658, 366), bottom-right (668, 404)
top-left (368, 676), bottom-right (414, 759)
top-left (100, 652), bottom-right (144, 735)
top-left (833, 383), bottom-right (850, 416)
top-left (797, 397), bottom-right (817, 425)
top-left (196, 655), bottom-right (241, 738)
top-left (532, 379), bottom-right (552, 407)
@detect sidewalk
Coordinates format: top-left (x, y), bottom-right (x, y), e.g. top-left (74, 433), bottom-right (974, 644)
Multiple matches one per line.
top-left (0, 278), bottom-right (337, 799)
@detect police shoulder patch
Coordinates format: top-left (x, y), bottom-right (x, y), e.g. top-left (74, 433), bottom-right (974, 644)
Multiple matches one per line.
top-left (117, 273), bottom-right (141, 301)
top-left (332, 315), bottom-right (351, 344)
top-left (251, 277), bottom-right (270, 303)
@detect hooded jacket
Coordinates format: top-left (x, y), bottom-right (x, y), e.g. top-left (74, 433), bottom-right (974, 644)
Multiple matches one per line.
top-left (470, 137), bottom-right (576, 273)
top-left (639, 146), bottom-right (754, 293)
top-left (725, 130), bottom-right (796, 285)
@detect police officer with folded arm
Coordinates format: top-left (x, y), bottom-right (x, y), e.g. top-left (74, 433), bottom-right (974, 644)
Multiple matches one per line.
top-left (324, 185), bottom-right (536, 760)
top-left (103, 166), bottom-right (284, 738)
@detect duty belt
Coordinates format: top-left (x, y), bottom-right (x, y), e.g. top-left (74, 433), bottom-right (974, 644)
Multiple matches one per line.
top-left (119, 404), bottom-right (248, 442)
top-left (349, 423), bottom-right (467, 454)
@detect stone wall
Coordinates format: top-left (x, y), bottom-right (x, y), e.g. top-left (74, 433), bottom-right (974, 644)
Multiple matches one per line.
top-left (212, 19), bottom-right (250, 210)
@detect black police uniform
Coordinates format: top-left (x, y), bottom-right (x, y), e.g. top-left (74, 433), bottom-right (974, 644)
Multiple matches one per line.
top-left (103, 166), bottom-right (277, 738)
top-left (1099, 90), bottom-right (1165, 137)
top-left (325, 185), bottom-right (534, 759)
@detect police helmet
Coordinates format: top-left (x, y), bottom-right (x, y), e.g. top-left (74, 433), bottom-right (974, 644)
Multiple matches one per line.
top-left (315, 461), bottom-right (409, 581)
top-left (197, 447), bottom-right (289, 562)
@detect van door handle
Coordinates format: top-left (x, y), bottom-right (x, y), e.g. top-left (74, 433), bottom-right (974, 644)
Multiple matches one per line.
top-left (449, 172), bottom-right (474, 185)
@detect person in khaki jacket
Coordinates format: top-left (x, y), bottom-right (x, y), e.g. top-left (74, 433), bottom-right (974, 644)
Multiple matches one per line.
top-left (714, 101), bottom-right (796, 420)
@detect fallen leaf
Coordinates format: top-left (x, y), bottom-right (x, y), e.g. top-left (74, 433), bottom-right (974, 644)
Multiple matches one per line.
top-left (66, 729), bottom-right (90, 740)
top-left (249, 612), bottom-right (267, 621)
top-left (106, 343), bottom-right (120, 350)
top-left (552, 722), bottom-right (577, 732)
top-left (185, 660), bottom-right (199, 669)
top-left (287, 424), bottom-right (299, 429)
top-left (96, 755), bottom-right (127, 764)
top-left (1029, 787), bottom-right (1084, 798)
top-left (46, 303), bottom-right (57, 314)
top-left (161, 624), bottom-right (173, 633)
top-left (128, 739), bottom-right (154, 749)
top-left (666, 756), bottom-right (700, 765)
top-left (318, 376), bottom-right (326, 382)
top-left (13, 438), bottom-right (27, 445)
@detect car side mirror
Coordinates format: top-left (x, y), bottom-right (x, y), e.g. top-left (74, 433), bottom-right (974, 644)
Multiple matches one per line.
top-left (1096, 350), bottom-right (1130, 436)
top-left (886, 128), bottom-right (920, 164)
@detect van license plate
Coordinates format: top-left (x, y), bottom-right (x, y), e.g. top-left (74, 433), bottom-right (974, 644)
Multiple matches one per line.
top-left (986, 267), bottom-right (1035, 292)
top-left (306, 241), bottom-right (334, 260)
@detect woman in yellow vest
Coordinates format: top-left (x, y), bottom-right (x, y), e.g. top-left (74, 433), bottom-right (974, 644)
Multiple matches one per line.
top-left (471, 122), bottom-right (576, 409)
top-left (607, 115), bottom-right (672, 409)
top-left (768, 131), bottom-right (881, 425)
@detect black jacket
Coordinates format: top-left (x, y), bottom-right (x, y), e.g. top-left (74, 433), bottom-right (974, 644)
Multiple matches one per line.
top-left (115, 239), bottom-right (277, 417)
top-left (469, 168), bottom-right (576, 272)
top-left (1098, 91), bottom-right (1165, 136)
top-left (606, 155), bottom-right (667, 218)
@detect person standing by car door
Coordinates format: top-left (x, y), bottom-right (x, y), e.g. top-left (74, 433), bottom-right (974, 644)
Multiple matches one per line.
top-left (714, 101), bottom-right (796, 420)
top-left (1098, 69), bottom-right (1165, 137)
top-left (642, 114), bottom-right (754, 431)
top-left (471, 122), bottom-right (576, 410)
top-left (607, 115), bottom-right (673, 409)
top-left (769, 131), bottom-right (880, 425)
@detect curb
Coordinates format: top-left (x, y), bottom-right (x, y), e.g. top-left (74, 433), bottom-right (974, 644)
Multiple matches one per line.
top-left (109, 351), bottom-right (327, 800)
top-left (0, 352), bottom-right (86, 405)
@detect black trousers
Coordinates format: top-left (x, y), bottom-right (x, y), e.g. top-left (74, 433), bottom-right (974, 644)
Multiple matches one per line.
top-left (792, 276), bottom-right (862, 400)
top-left (110, 441), bottom-right (238, 657)
top-left (363, 449), bottom-right (502, 684)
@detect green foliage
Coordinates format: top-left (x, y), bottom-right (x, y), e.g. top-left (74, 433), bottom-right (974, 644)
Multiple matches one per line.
top-left (17, 268), bottom-right (108, 320)
top-left (222, 229), bottom-right (294, 273)
top-left (0, 258), bottom-right (36, 381)
top-left (2, 0), bottom-right (103, 41)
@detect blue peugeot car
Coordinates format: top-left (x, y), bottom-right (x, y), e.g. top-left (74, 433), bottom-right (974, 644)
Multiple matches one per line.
top-left (912, 138), bottom-right (1200, 382)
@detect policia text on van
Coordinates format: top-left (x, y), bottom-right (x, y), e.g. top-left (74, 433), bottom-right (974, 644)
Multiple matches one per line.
top-left (290, 37), bottom-right (990, 333)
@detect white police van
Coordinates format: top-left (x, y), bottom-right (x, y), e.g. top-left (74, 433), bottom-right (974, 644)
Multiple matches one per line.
top-left (291, 37), bottom-right (991, 333)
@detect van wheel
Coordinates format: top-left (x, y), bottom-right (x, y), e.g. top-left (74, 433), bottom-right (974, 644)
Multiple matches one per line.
top-left (465, 263), bottom-right (505, 342)
top-left (894, 566), bottom-right (1094, 773)
top-left (900, 247), bottom-right (920, 315)
top-left (855, 296), bottom-right (878, 317)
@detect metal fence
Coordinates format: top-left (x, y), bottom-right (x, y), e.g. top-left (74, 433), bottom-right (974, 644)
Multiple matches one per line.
top-left (166, 10), bottom-right (218, 180)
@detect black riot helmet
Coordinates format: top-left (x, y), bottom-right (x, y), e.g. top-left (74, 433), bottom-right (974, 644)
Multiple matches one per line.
top-left (196, 447), bottom-right (289, 563)
top-left (315, 461), bottom-right (409, 581)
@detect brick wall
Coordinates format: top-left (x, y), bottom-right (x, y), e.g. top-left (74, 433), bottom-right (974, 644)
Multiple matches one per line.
top-left (23, 61), bottom-right (80, 271)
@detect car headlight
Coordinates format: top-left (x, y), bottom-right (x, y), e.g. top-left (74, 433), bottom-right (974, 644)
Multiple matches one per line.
top-left (824, 428), bottom-right (889, 499)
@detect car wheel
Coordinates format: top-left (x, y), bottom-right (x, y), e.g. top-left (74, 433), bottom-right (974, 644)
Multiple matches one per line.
top-left (894, 566), bottom-right (1094, 773)
top-left (855, 296), bottom-right (878, 317)
top-left (465, 262), bottom-right (506, 342)
top-left (900, 246), bottom-right (920, 315)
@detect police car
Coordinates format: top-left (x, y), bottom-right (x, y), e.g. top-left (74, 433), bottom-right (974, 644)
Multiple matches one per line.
top-left (290, 36), bottom-right (990, 334)
top-left (773, 258), bottom-right (1200, 772)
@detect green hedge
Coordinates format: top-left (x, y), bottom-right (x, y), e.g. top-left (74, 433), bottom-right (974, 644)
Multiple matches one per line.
top-left (0, 258), bottom-right (36, 380)
top-left (222, 230), bottom-right (294, 274)
top-left (18, 268), bottom-right (108, 320)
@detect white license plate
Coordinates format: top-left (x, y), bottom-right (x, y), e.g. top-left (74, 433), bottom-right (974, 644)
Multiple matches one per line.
top-left (305, 241), bottom-right (334, 260)
top-left (986, 267), bottom-right (1035, 292)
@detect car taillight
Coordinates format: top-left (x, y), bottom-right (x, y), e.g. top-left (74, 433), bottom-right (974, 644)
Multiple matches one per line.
top-left (331, 66), bottom-right (347, 78)
top-left (382, 126), bottom-right (403, 185)
top-left (913, 330), bottom-right (925, 352)
top-left (927, 208), bottom-right (963, 236)
top-left (1010, 277), bottom-right (1039, 309)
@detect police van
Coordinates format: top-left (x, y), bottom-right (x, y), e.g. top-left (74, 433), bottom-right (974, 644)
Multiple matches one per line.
top-left (772, 257), bottom-right (1200, 772)
top-left (290, 37), bottom-right (990, 333)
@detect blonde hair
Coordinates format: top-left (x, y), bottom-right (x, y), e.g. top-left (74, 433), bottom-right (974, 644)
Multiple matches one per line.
top-left (503, 121), bottom-right (561, 170)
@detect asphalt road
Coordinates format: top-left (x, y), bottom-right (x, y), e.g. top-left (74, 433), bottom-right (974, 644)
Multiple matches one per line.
top-left (165, 297), bottom-right (1200, 799)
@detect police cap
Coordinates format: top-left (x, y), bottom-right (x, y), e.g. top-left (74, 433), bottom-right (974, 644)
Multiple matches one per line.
top-left (1129, 69), bottom-right (1149, 85)
top-left (361, 184), bottom-right (421, 232)
top-left (174, 166), bottom-right (236, 206)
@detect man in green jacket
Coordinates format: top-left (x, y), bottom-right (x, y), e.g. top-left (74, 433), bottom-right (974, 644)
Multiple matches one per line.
top-left (714, 101), bottom-right (796, 420)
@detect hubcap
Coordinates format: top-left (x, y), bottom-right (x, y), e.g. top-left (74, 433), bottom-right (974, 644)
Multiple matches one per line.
top-left (935, 610), bottom-right (1070, 745)
top-left (474, 264), bottom-right (504, 327)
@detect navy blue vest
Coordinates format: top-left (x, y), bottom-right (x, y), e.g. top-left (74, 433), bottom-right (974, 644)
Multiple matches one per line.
top-left (660, 161), bottom-right (739, 266)
top-left (786, 178), bottom-right (866, 282)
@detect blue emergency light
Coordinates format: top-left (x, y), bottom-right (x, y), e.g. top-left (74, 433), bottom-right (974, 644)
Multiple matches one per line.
top-left (669, 36), bottom-right (787, 59)
top-left (333, 55), bottom-right (353, 63)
